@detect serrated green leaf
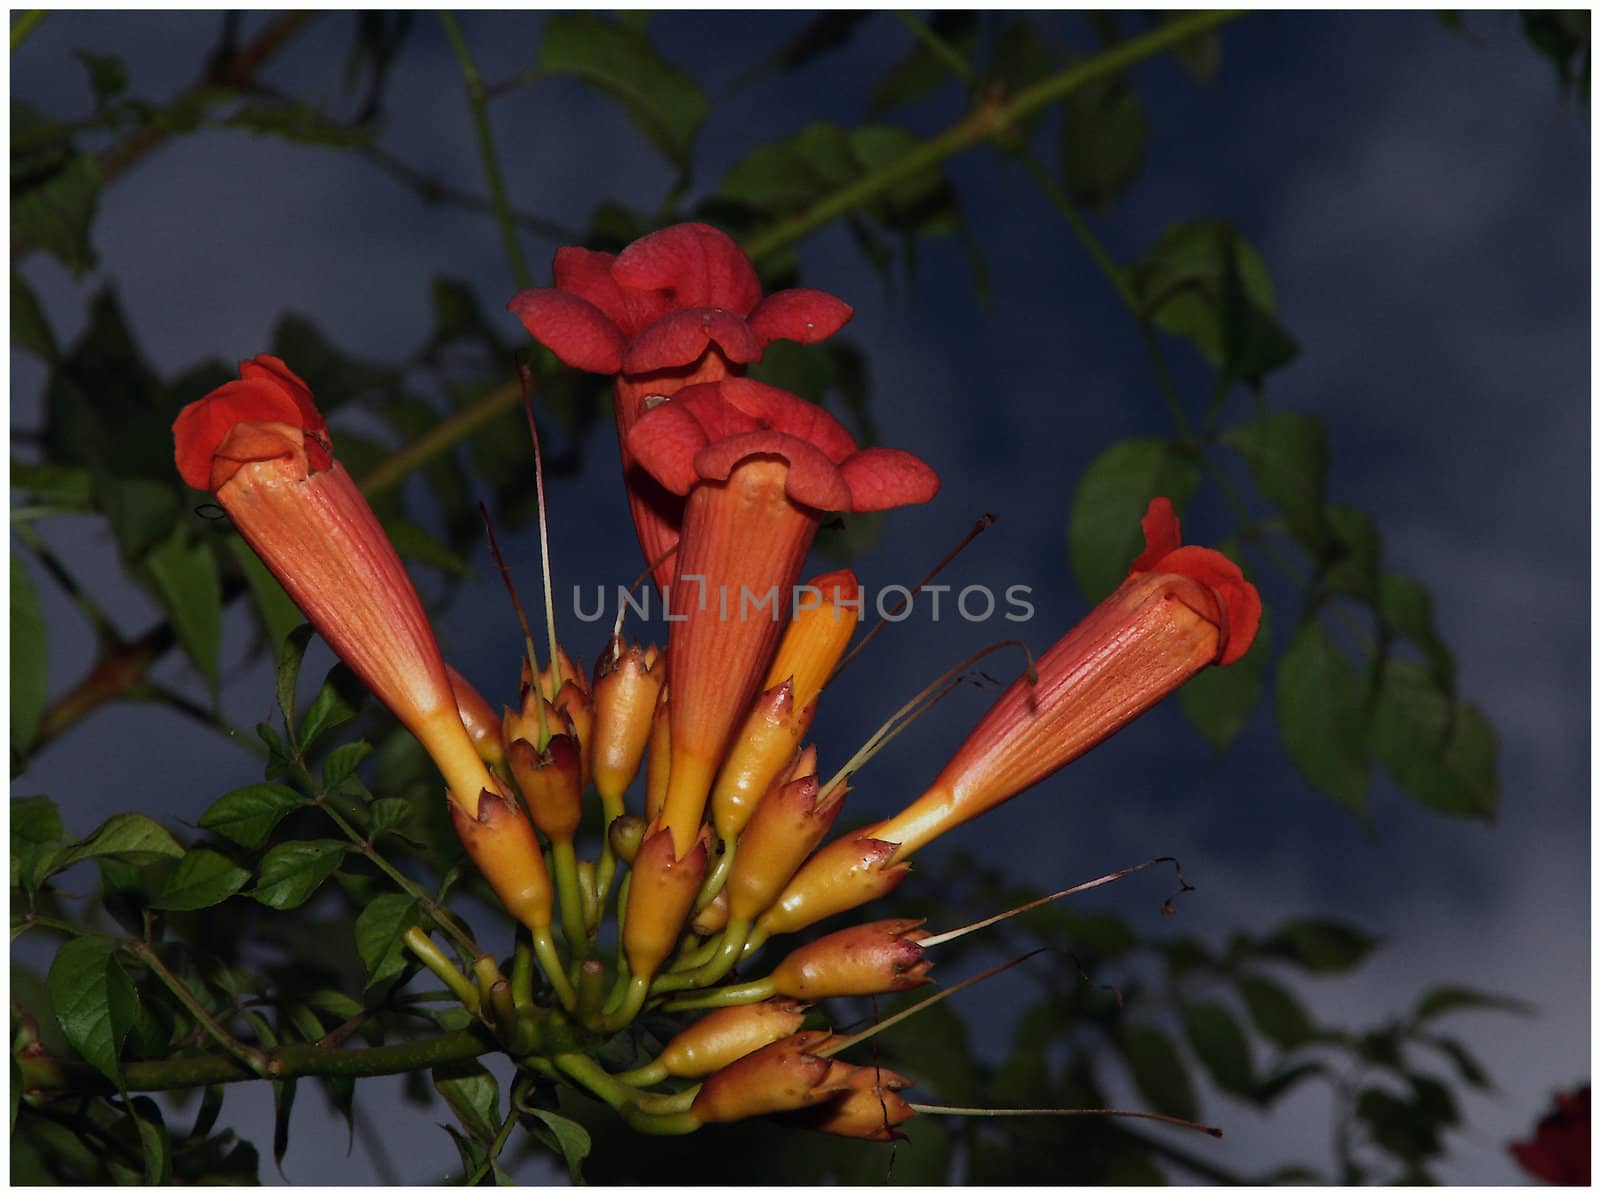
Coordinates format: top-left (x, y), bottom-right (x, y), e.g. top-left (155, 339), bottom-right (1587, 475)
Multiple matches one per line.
top-left (1130, 218), bottom-right (1297, 382)
top-left (1119, 1023), bottom-right (1197, 1121)
top-left (433, 1059), bottom-right (500, 1143)
top-left (322, 741), bottom-right (373, 790)
top-left (225, 102), bottom-right (372, 147)
top-left (1371, 659), bottom-right (1498, 820)
top-left (153, 848), bottom-right (250, 911)
top-left (1275, 620), bottom-right (1370, 814)
top-left (367, 798), bottom-right (414, 839)
top-left (198, 784), bottom-right (305, 850)
top-left (252, 841), bottom-right (346, 910)
top-left (299, 664), bottom-right (365, 753)
top-left (144, 526), bottom-right (223, 696)
top-left (1061, 75), bottom-right (1147, 211)
top-left (1260, 918), bottom-right (1378, 973)
top-left (1180, 600), bottom-right (1269, 751)
top-left (11, 794), bottom-right (63, 894)
top-left (1378, 571), bottom-right (1456, 693)
top-left (10, 555), bottom-right (48, 760)
top-left (12, 269), bottom-right (57, 360)
top-left (47, 936), bottom-right (136, 1086)
top-left (1223, 411), bottom-right (1330, 553)
top-left (64, 813), bottom-right (185, 867)
top-left (385, 519), bottom-right (474, 579)
top-left (355, 893), bottom-right (420, 988)
top-left (229, 538), bottom-right (305, 659)
top-left (537, 14), bottom-right (708, 169)
top-left (1067, 437), bottom-right (1199, 601)
top-left (1235, 972), bottom-right (1315, 1048)
top-left (1180, 1000), bottom-right (1255, 1094)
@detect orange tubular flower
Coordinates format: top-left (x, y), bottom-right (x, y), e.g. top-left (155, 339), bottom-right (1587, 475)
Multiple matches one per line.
top-left (623, 823), bottom-right (709, 981)
top-left (655, 999), bottom-right (810, 1080)
top-left (447, 789), bottom-right (554, 932)
top-left (508, 223), bottom-right (855, 589)
top-left (172, 356), bottom-right (500, 821)
top-left (756, 835), bottom-right (910, 939)
top-left (690, 1031), bottom-right (853, 1124)
top-left (868, 497), bottom-right (1263, 860)
top-left (710, 679), bottom-right (815, 840)
top-left (726, 773), bottom-right (843, 924)
top-left (627, 377), bottom-right (939, 856)
top-left (590, 639), bottom-right (665, 808)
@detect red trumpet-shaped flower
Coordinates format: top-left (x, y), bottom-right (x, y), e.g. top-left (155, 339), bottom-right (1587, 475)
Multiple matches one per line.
top-left (1510, 1086), bottom-right (1590, 1185)
top-left (626, 376), bottom-right (938, 855)
top-left (869, 497), bottom-right (1261, 859)
top-left (507, 222), bottom-right (854, 587)
top-left (172, 355), bottom-right (502, 821)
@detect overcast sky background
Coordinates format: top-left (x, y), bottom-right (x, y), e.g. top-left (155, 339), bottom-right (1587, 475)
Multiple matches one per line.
top-left (11, 10), bottom-right (1590, 1185)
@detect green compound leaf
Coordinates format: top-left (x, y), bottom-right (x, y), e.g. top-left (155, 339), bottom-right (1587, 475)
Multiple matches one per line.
top-left (433, 1059), bottom-right (501, 1143)
top-left (537, 14), bottom-right (708, 170)
top-left (152, 848), bottom-right (251, 911)
top-left (1068, 437), bottom-right (1199, 602)
top-left (1180, 1000), bottom-right (1256, 1094)
top-left (321, 742), bottom-right (374, 791)
top-left (298, 664), bottom-right (366, 754)
top-left (1061, 74), bottom-right (1147, 211)
top-left (47, 936), bottom-right (137, 1087)
top-left (252, 841), bottom-right (347, 910)
top-left (1222, 411), bottom-right (1330, 554)
top-left (1235, 972), bottom-right (1316, 1049)
top-left (1275, 620), bottom-right (1370, 815)
top-left (1260, 918), bottom-right (1379, 973)
top-left (355, 893), bottom-right (421, 989)
top-left (11, 794), bottom-right (64, 896)
top-left (198, 784), bottom-right (306, 850)
top-left (12, 269), bottom-right (58, 361)
top-left (1118, 1022), bottom-right (1197, 1122)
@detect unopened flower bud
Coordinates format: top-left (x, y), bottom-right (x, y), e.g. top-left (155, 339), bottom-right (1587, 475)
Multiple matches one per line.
top-left (690, 1030), bottom-right (851, 1124)
top-left (691, 888), bottom-right (730, 935)
top-left (623, 823), bottom-right (709, 981)
top-left (727, 774), bottom-right (842, 924)
top-left (786, 1066), bottom-right (917, 1141)
top-left (507, 733), bottom-right (583, 842)
top-left (710, 680), bottom-right (816, 840)
top-left (770, 919), bottom-right (932, 1000)
top-left (764, 568), bottom-right (861, 710)
top-left (446, 666), bottom-right (505, 771)
top-left (756, 834), bottom-right (909, 938)
top-left (533, 644), bottom-right (587, 704)
top-left (447, 788), bottom-right (553, 931)
top-left (657, 998), bottom-right (810, 1079)
top-left (503, 690), bottom-right (572, 754)
top-left (607, 813), bottom-right (647, 864)
top-left (644, 693), bottom-right (671, 823)
top-left (552, 678), bottom-right (595, 789)
top-left (591, 638), bottom-right (665, 804)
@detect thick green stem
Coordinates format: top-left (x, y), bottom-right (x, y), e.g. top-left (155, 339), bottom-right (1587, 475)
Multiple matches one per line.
top-left (551, 839), bottom-right (590, 961)
top-left (652, 918), bottom-right (749, 993)
top-left (20, 1027), bottom-right (498, 1094)
top-left (658, 975), bottom-right (775, 1014)
top-left (403, 927), bottom-right (480, 1012)
top-left (129, 943), bottom-right (268, 1075)
top-left (741, 11), bottom-right (1244, 263)
top-left (439, 11), bottom-right (531, 288)
top-left (531, 927), bottom-right (579, 1010)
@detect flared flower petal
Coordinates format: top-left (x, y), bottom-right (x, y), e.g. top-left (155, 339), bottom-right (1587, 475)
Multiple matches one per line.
top-left (620, 306), bottom-right (765, 375)
top-left (505, 289), bottom-right (626, 374)
top-left (611, 222), bottom-right (763, 314)
top-left (747, 288), bottom-right (854, 346)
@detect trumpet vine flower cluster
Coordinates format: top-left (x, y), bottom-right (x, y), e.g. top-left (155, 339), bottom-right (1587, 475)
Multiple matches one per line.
top-left (173, 222), bottom-right (1260, 1143)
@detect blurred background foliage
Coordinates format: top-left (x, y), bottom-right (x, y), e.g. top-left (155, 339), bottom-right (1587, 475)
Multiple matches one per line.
top-left (10, 8), bottom-right (1587, 1185)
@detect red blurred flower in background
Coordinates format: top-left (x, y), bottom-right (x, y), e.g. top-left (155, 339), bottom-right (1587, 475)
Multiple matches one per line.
top-left (1510, 1085), bottom-right (1590, 1185)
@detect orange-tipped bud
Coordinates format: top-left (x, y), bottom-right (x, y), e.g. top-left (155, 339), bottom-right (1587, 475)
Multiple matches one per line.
top-left (691, 888), bottom-right (731, 935)
top-left (764, 568), bottom-right (861, 710)
top-left (608, 813), bottom-right (647, 864)
top-left (656, 998), bottom-right (810, 1079)
top-left (552, 679), bottom-right (595, 789)
top-left (644, 693), bottom-right (671, 823)
top-left (447, 788), bottom-right (553, 931)
top-left (533, 643), bottom-right (587, 703)
top-left (690, 1030), bottom-right (852, 1124)
top-left (727, 774), bottom-right (843, 924)
top-left (756, 834), bottom-right (909, 938)
top-left (623, 824), bottom-right (709, 980)
top-left (872, 498), bottom-right (1262, 860)
top-left (506, 733), bottom-right (583, 842)
top-left (446, 666), bottom-right (505, 771)
top-left (591, 638), bottom-right (665, 803)
top-left (502, 691), bottom-right (571, 754)
top-left (786, 1072), bottom-right (917, 1141)
top-left (769, 919), bottom-right (932, 1000)
top-left (710, 680), bottom-right (816, 839)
